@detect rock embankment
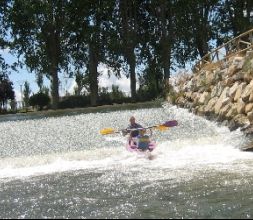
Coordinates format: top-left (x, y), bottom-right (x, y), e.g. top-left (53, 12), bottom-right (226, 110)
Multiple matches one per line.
top-left (169, 51), bottom-right (253, 136)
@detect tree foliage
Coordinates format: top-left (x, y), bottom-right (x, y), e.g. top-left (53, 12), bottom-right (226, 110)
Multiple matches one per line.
top-left (23, 81), bottom-right (31, 108)
top-left (0, 74), bottom-right (15, 110)
top-left (29, 92), bottom-right (50, 110)
top-left (8, 0), bottom-right (72, 109)
top-left (1, 0), bottom-right (253, 109)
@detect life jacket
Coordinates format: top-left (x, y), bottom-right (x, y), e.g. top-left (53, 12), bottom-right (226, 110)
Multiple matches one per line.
top-left (137, 135), bottom-right (150, 150)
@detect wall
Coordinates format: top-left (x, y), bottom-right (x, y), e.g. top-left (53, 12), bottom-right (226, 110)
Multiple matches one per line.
top-left (169, 50), bottom-right (253, 136)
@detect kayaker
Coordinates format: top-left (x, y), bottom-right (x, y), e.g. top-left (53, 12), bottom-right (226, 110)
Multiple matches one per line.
top-left (122, 116), bottom-right (143, 138)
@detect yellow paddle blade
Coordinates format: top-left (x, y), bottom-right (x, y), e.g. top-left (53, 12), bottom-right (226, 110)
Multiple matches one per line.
top-left (100, 128), bottom-right (116, 135)
top-left (155, 125), bottom-right (169, 131)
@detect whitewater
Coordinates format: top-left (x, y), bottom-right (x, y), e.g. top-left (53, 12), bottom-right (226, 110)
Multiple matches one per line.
top-left (0, 103), bottom-right (253, 218)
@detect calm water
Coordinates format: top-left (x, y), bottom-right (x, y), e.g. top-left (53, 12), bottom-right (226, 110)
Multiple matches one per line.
top-left (0, 103), bottom-right (253, 219)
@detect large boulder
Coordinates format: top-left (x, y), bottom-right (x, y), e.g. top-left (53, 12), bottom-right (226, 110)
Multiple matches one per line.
top-left (224, 76), bottom-right (235, 87)
top-left (237, 98), bottom-right (246, 114)
top-left (243, 70), bottom-right (253, 83)
top-left (206, 71), bottom-right (215, 85)
top-left (205, 97), bottom-right (218, 112)
top-left (226, 104), bottom-right (238, 119)
top-left (219, 86), bottom-right (230, 100)
top-left (219, 103), bottom-right (232, 117)
top-left (234, 82), bottom-right (247, 102)
top-left (249, 93), bottom-right (253, 102)
top-left (214, 97), bottom-right (231, 114)
top-left (241, 80), bottom-right (253, 102)
top-left (233, 114), bottom-right (250, 126)
top-left (232, 56), bottom-right (245, 69)
top-left (229, 81), bottom-right (240, 99)
top-left (199, 92), bottom-right (211, 105)
top-left (185, 91), bottom-right (193, 101)
top-left (227, 64), bottom-right (238, 77)
top-left (176, 96), bottom-right (187, 107)
top-left (213, 69), bottom-right (223, 82)
top-left (211, 81), bottom-right (225, 98)
top-left (248, 111), bottom-right (253, 123)
top-left (232, 70), bottom-right (246, 82)
top-left (245, 103), bottom-right (253, 114)
top-left (214, 87), bottom-right (231, 114)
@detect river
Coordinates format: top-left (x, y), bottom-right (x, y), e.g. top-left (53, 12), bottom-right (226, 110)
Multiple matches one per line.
top-left (0, 103), bottom-right (253, 218)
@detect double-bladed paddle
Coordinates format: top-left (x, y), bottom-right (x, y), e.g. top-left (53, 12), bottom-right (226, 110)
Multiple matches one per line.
top-left (100, 120), bottom-right (178, 135)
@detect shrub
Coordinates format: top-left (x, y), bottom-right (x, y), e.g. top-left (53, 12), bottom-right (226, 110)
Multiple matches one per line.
top-left (136, 86), bottom-right (160, 102)
top-left (58, 95), bottom-right (90, 109)
top-left (98, 88), bottom-right (112, 105)
top-left (29, 92), bottom-right (50, 110)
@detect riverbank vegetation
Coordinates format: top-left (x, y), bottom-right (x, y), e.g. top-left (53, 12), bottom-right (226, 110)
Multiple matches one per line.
top-left (0, 100), bottom-right (163, 123)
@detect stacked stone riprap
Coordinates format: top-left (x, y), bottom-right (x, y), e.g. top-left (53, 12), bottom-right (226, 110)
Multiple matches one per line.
top-left (170, 51), bottom-right (253, 135)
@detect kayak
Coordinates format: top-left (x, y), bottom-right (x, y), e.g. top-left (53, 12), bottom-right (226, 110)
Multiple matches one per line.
top-left (100, 119), bottom-right (178, 159)
top-left (126, 137), bottom-right (156, 153)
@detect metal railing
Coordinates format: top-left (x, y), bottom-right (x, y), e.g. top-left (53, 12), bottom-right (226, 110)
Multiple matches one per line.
top-left (193, 28), bottom-right (253, 73)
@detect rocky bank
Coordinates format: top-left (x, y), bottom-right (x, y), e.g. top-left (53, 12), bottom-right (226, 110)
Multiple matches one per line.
top-left (169, 50), bottom-right (253, 138)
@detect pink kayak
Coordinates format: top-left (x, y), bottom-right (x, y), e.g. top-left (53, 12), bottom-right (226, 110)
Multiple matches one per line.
top-left (126, 137), bottom-right (156, 153)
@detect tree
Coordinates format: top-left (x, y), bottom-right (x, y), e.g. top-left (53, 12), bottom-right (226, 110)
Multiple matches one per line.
top-left (23, 81), bottom-right (31, 108)
top-left (0, 74), bottom-right (15, 110)
top-left (137, 0), bottom-right (177, 91)
top-left (164, 0), bottom-right (219, 68)
top-left (114, 0), bottom-right (144, 100)
top-left (111, 85), bottom-right (125, 101)
top-left (0, 0), bottom-right (11, 77)
top-left (9, 0), bottom-right (71, 109)
top-left (140, 55), bottom-right (164, 97)
top-left (36, 72), bottom-right (44, 92)
top-left (67, 0), bottom-right (116, 106)
top-left (214, 0), bottom-right (253, 46)
top-left (29, 92), bottom-right (50, 110)
top-left (73, 69), bottom-right (89, 95)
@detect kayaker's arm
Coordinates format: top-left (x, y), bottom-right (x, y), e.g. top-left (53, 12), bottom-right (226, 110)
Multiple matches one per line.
top-left (149, 129), bottom-right (153, 137)
top-left (122, 129), bottom-right (128, 136)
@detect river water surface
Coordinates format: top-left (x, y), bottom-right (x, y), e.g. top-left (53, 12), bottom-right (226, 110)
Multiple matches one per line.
top-left (0, 103), bottom-right (253, 219)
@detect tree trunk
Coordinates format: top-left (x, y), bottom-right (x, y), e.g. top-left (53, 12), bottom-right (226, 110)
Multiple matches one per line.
top-left (159, 0), bottom-right (172, 89)
top-left (48, 34), bottom-right (60, 109)
top-left (47, 0), bottom-right (60, 109)
top-left (161, 35), bottom-right (171, 86)
top-left (162, 55), bottom-right (171, 89)
top-left (89, 43), bottom-right (99, 106)
top-left (128, 51), bottom-right (136, 101)
top-left (119, 0), bottom-right (137, 101)
top-left (51, 67), bottom-right (59, 109)
top-left (196, 34), bottom-right (210, 59)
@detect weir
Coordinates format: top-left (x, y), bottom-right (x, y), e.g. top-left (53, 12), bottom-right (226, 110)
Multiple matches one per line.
top-left (0, 104), bottom-right (253, 218)
top-left (0, 103), bottom-right (251, 178)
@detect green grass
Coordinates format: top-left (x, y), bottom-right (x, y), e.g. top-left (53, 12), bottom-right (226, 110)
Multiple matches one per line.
top-left (0, 100), bottom-right (163, 122)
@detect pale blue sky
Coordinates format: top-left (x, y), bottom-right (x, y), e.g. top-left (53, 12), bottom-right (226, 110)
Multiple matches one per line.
top-left (1, 43), bottom-right (198, 102)
top-left (1, 50), bottom-right (50, 101)
top-left (1, 49), bottom-right (133, 101)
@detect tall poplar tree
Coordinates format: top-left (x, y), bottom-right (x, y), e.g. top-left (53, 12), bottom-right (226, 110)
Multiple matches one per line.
top-left (9, 0), bottom-right (71, 109)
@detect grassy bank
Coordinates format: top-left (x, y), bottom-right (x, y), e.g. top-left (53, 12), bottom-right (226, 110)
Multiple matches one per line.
top-left (0, 100), bottom-right (163, 122)
top-left (32, 100), bottom-right (163, 116)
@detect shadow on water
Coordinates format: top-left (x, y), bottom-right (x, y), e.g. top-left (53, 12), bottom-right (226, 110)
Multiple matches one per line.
top-left (1, 168), bottom-right (253, 219)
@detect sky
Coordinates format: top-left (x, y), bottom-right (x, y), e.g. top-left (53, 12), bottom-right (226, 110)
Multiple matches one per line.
top-left (0, 49), bottom-right (136, 102)
top-left (1, 47), bottom-right (196, 104)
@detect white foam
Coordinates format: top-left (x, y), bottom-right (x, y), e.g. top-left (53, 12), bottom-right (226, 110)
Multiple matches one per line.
top-left (1, 106), bottom-right (253, 181)
top-left (1, 137), bottom-right (253, 180)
